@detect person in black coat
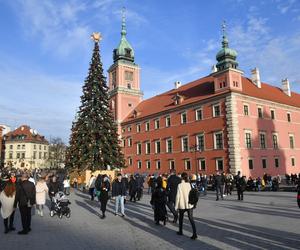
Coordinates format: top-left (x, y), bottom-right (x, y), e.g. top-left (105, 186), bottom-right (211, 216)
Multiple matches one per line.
top-left (150, 177), bottom-right (167, 225)
top-left (112, 174), bottom-right (127, 217)
top-left (48, 176), bottom-right (62, 211)
top-left (214, 172), bottom-right (224, 201)
top-left (136, 174), bottom-right (144, 201)
top-left (99, 175), bottom-right (110, 219)
top-left (166, 170), bottom-right (181, 223)
top-left (235, 171), bottom-right (246, 200)
top-left (128, 175), bottom-right (137, 202)
top-left (14, 173), bottom-right (36, 235)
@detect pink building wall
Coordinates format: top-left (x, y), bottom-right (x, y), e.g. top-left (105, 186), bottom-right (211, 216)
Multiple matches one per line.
top-left (236, 95), bottom-right (300, 177)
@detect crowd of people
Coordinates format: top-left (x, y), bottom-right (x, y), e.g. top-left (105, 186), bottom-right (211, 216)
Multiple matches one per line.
top-left (1, 167), bottom-right (299, 240)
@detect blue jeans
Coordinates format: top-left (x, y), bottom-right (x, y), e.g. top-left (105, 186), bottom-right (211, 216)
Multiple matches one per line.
top-left (115, 195), bottom-right (125, 215)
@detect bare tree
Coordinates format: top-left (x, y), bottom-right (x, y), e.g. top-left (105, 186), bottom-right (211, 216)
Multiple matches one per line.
top-left (48, 137), bottom-right (66, 169)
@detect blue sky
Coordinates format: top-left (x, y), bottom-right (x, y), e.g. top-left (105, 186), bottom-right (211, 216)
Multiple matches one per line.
top-left (0, 0), bottom-right (300, 143)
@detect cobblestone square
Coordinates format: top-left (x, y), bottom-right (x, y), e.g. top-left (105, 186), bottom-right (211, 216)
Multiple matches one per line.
top-left (0, 190), bottom-right (299, 250)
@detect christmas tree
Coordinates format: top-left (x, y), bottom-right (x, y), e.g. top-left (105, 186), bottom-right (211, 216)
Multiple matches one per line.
top-left (65, 33), bottom-right (125, 171)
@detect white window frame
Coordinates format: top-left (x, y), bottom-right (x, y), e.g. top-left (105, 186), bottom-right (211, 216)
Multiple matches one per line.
top-left (262, 158), bottom-right (267, 169)
top-left (244, 130), bottom-right (252, 149)
top-left (156, 160), bottom-right (161, 170)
top-left (248, 158), bottom-right (254, 170)
top-left (270, 109), bottom-right (276, 120)
top-left (137, 143), bottom-right (142, 155)
top-left (146, 160), bottom-right (151, 169)
top-left (145, 141), bottom-right (151, 154)
top-left (291, 157), bottom-right (296, 167)
top-left (154, 119), bottom-right (160, 129)
top-left (136, 123), bottom-right (141, 133)
top-left (289, 134), bottom-right (295, 149)
top-left (257, 106), bottom-right (263, 118)
top-left (272, 133), bottom-right (279, 149)
top-left (128, 157), bottom-right (133, 166)
top-left (181, 136), bottom-right (189, 152)
top-left (214, 131), bottom-right (223, 150)
top-left (181, 112), bottom-right (187, 124)
top-left (155, 140), bottom-right (161, 154)
top-left (213, 104), bottom-right (221, 117)
top-left (259, 132), bottom-right (267, 149)
top-left (274, 157), bottom-right (280, 168)
top-left (243, 103), bottom-right (249, 116)
top-left (166, 138), bottom-right (173, 153)
top-left (165, 115), bottom-right (171, 127)
top-left (198, 158), bottom-right (206, 171)
top-left (287, 112), bottom-right (291, 122)
top-left (169, 160), bottom-right (175, 170)
top-left (196, 133), bottom-right (205, 151)
top-left (137, 160), bottom-right (142, 169)
top-left (145, 121), bottom-right (150, 131)
top-left (127, 126), bottom-right (132, 132)
top-left (215, 158), bottom-right (224, 171)
top-left (184, 159), bottom-right (191, 171)
top-left (128, 137), bottom-right (132, 147)
top-left (195, 108), bottom-right (203, 121)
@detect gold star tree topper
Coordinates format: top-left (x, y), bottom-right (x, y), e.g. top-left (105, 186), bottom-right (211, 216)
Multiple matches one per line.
top-left (91, 32), bottom-right (102, 42)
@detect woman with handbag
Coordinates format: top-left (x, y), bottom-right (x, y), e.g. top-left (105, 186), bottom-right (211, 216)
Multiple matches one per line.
top-left (0, 179), bottom-right (16, 234)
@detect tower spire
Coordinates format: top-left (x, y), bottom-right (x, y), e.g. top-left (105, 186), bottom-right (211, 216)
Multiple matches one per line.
top-left (221, 20), bottom-right (229, 48)
top-left (121, 7), bottom-right (126, 37)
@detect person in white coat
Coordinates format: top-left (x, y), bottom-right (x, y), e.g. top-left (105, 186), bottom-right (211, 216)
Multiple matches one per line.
top-left (0, 180), bottom-right (16, 234)
top-left (175, 172), bottom-right (197, 240)
top-left (35, 177), bottom-right (49, 217)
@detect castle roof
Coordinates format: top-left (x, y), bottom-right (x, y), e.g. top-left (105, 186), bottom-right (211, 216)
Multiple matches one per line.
top-left (122, 76), bottom-right (300, 124)
top-left (4, 125), bottom-right (48, 144)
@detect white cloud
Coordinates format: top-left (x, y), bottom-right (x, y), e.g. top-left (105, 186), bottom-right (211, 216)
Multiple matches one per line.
top-left (276, 0), bottom-right (296, 14)
top-left (228, 14), bottom-right (300, 91)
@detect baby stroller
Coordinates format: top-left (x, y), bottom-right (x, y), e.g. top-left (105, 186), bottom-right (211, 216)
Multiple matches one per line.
top-left (50, 191), bottom-right (71, 219)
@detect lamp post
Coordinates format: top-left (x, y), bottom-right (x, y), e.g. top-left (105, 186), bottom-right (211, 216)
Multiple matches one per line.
top-left (190, 144), bottom-right (202, 175)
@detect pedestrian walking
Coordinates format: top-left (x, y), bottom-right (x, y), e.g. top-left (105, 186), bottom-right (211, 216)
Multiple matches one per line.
top-left (175, 172), bottom-right (197, 240)
top-left (214, 172), bottom-right (224, 201)
top-left (129, 175), bottom-right (137, 202)
top-left (99, 175), bottom-right (110, 219)
top-left (166, 170), bottom-right (181, 223)
top-left (0, 179), bottom-right (16, 234)
top-left (150, 177), bottom-right (167, 225)
top-left (14, 173), bottom-right (36, 235)
top-left (235, 171), bottom-right (246, 201)
top-left (48, 176), bottom-right (61, 212)
top-left (35, 176), bottom-right (48, 217)
top-left (63, 176), bottom-right (71, 195)
top-left (112, 173), bottom-right (126, 217)
top-left (88, 175), bottom-right (96, 201)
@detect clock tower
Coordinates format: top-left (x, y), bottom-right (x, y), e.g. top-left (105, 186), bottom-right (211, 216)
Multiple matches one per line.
top-left (108, 9), bottom-right (143, 134)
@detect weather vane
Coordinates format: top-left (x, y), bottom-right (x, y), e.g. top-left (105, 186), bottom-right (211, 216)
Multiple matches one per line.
top-left (91, 32), bottom-right (102, 43)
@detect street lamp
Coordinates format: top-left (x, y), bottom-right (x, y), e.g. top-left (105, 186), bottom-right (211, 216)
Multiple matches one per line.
top-left (190, 144), bottom-right (202, 175)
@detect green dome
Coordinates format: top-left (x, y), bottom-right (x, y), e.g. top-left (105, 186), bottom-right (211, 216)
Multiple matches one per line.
top-left (113, 13), bottom-right (135, 63)
top-left (215, 33), bottom-right (239, 71)
top-left (216, 47), bottom-right (237, 61)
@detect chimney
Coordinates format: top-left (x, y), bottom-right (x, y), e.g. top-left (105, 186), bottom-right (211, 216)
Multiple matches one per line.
top-left (211, 65), bottom-right (217, 73)
top-left (251, 68), bottom-right (261, 88)
top-left (174, 81), bottom-right (181, 89)
top-left (282, 78), bottom-right (291, 96)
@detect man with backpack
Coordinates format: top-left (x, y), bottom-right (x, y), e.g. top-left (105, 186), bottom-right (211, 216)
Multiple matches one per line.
top-left (166, 170), bottom-right (181, 223)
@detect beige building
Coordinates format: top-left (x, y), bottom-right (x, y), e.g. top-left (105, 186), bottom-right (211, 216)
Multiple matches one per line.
top-left (4, 125), bottom-right (49, 169)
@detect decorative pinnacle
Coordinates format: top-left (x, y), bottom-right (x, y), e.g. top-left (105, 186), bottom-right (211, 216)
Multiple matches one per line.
top-left (221, 20), bottom-right (229, 48)
top-left (121, 7), bottom-right (127, 36)
top-left (91, 32), bottom-right (102, 43)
